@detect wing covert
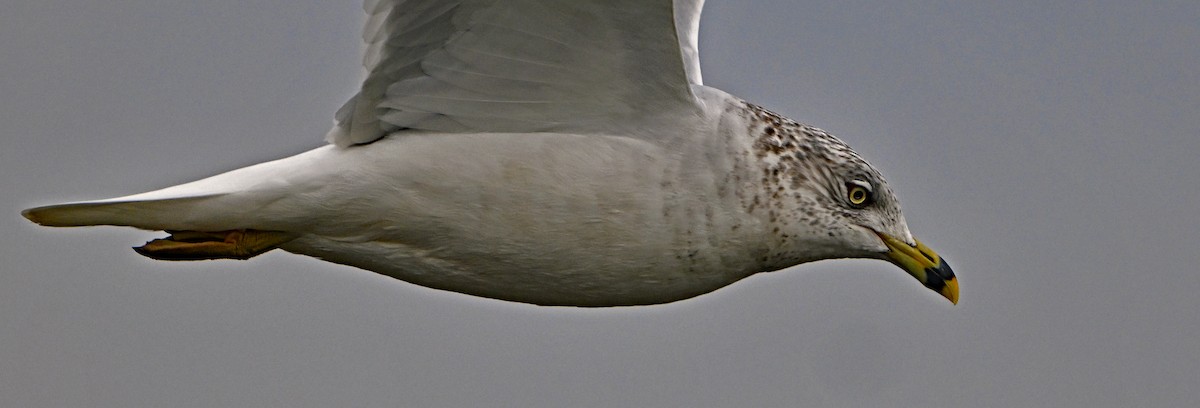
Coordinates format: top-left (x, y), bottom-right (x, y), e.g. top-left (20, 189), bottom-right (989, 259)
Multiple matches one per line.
top-left (327, 0), bottom-right (706, 146)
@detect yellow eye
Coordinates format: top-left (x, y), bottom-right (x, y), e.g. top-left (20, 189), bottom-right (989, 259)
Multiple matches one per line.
top-left (848, 185), bottom-right (871, 207)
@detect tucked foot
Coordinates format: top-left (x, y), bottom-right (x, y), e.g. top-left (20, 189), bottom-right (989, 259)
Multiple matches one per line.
top-left (134, 230), bottom-right (295, 261)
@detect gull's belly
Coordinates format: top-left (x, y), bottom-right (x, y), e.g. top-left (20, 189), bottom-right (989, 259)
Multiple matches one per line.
top-left (276, 132), bottom-right (764, 306)
top-left (284, 227), bottom-right (747, 306)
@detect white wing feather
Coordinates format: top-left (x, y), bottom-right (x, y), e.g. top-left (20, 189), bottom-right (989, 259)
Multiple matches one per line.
top-left (327, 0), bottom-right (707, 146)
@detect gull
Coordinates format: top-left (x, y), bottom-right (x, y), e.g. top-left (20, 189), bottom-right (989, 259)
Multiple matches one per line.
top-left (22, 0), bottom-right (958, 307)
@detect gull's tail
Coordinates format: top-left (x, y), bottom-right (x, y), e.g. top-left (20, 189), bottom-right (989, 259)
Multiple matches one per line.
top-left (18, 147), bottom-right (336, 260)
top-left (20, 145), bottom-right (337, 232)
top-left (22, 195), bottom-right (222, 230)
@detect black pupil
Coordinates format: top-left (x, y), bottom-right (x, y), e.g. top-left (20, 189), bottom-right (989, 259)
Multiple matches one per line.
top-left (853, 189), bottom-right (866, 202)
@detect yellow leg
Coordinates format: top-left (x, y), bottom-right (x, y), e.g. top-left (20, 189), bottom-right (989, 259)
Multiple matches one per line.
top-left (134, 230), bottom-right (295, 261)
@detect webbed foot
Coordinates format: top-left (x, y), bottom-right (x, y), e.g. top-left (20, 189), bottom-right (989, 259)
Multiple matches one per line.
top-left (134, 230), bottom-right (295, 261)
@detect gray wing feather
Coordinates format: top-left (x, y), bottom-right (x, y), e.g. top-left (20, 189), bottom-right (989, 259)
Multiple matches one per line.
top-left (327, 0), bottom-right (706, 146)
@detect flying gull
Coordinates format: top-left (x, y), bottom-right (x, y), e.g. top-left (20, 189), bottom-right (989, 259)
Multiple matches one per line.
top-left (22, 0), bottom-right (958, 306)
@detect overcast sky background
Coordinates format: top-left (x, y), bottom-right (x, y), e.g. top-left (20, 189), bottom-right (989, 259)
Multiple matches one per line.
top-left (2, 1), bottom-right (1198, 407)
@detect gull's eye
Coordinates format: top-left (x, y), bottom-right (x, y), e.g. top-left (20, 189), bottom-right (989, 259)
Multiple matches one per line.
top-left (847, 183), bottom-right (873, 208)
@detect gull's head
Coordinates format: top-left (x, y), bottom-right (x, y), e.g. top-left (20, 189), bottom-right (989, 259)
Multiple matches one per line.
top-left (745, 104), bottom-right (957, 304)
top-left (799, 153), bottom-right (958, 305)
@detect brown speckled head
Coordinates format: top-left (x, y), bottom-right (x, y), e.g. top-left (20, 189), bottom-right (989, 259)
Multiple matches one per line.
top-left (738, 102), bottom-right (912, 268)
top-left (729, 101), bottom-right (957, 304)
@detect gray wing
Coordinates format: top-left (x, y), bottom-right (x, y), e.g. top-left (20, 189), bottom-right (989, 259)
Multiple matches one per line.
top-left (327, 0), bottom-right (706, 146)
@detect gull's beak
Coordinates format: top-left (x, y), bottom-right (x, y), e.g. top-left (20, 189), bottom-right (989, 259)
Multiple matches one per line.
top-left (875, 232), bottom-right (959, 304)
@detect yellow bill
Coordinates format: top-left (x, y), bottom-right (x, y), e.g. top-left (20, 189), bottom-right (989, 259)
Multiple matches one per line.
top-left (876, 232), bottom-right (959, 304)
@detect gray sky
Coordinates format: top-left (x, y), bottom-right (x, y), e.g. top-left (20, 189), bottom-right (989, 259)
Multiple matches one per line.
top-left (2, 1), bottom-right (1198, 407)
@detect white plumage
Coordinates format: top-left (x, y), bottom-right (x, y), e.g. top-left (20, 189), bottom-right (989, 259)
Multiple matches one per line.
top-left (23, 0), bottom-right (958, 306)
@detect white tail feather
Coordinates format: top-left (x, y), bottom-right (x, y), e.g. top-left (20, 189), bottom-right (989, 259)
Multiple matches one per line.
top-left (23, 195), bottom-right (222, 230)
top-left (22, 145), bottom-right (340, 232)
